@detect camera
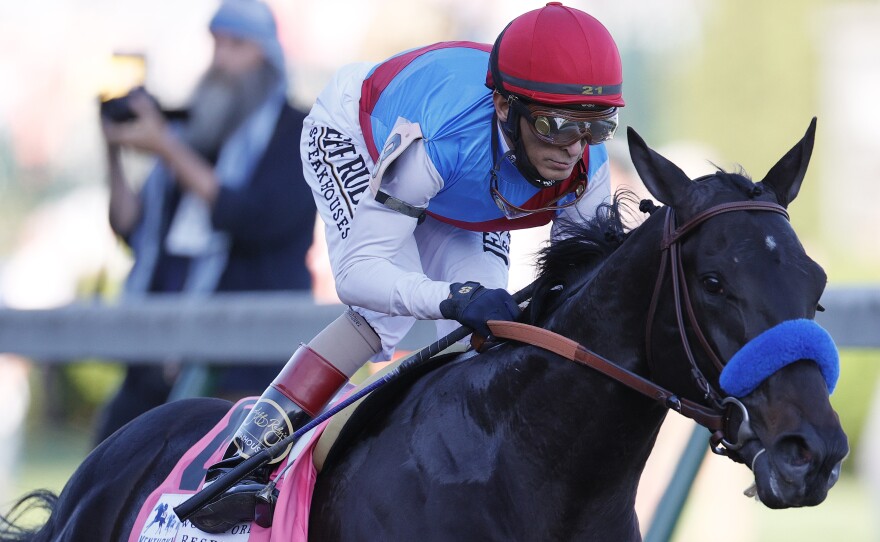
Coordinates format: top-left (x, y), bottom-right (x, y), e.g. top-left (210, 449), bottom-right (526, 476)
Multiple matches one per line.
top-left (100, 89), bottom-right (188, 123)
top-left (100, 92), bottom-right (146, 123)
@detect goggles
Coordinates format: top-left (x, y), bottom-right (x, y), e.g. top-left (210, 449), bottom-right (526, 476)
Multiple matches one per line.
top-left (512, 99), bottom-right (619, 147)
top-left (490, 150), bottom-right (588, 219)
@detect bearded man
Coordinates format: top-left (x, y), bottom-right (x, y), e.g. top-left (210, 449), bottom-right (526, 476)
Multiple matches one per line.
top-left (95, 0), bottom-right (315, 444)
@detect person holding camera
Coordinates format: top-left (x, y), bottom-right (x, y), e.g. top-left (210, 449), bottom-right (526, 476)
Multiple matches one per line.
top-left (94, 0), bottom-right (316, 444)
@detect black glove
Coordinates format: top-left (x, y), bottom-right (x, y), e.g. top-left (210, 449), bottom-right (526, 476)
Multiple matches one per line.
top-left (439, 281), bottom-right (521, 338)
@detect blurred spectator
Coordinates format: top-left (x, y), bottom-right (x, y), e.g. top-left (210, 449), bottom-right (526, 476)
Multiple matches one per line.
top-left (93, 0), bottom-right (315, 444)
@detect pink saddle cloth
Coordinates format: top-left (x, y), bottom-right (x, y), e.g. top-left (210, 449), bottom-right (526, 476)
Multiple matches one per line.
top-left (129, 397), bottom-right (329, 542)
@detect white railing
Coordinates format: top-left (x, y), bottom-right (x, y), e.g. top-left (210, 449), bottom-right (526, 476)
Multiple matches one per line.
top-left (1, 287), bottom-right (877, 363)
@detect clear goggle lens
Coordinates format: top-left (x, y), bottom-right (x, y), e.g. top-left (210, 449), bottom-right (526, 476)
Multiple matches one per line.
top-left (522, 104), bottom-right (619, 147)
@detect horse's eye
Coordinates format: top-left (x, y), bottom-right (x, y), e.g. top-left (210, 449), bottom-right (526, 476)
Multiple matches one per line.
top-left (702, 276), bottom-right (724, 294)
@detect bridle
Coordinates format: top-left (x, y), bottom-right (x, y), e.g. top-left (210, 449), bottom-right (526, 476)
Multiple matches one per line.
top-left (649, 200), bottom-right (789, 455)
top-left (487, 199), bottom-right (790, 458)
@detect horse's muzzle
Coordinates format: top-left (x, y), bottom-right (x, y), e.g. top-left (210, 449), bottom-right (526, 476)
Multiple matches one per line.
top-left (749, 424), bottom-right (848, 508)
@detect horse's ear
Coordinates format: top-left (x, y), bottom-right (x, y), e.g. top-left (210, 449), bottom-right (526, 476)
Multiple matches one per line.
top-left (758, 117), bottom-right (816, 208)
top-left (627, 126), bottom-right (692, 207)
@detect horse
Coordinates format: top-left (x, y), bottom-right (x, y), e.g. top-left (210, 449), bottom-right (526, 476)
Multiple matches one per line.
top-left (0, 120), bottom-right (848, 542)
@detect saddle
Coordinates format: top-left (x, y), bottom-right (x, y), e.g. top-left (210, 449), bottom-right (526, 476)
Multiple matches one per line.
top-left (312, 342), bottom-right (472, 471)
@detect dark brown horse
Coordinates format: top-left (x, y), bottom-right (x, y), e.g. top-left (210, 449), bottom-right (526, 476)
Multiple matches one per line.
top-left (0, 121), bottom-right (847, 541)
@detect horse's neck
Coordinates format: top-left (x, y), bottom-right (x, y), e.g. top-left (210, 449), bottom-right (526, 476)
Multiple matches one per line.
top-left (550, 214), bottom-right (664, 369)
top-left (494, 216), bottom-right (669, 523)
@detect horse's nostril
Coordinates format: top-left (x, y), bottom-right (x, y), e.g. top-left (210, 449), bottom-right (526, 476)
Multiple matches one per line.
top-left (791, 446), bottom-right (812, 467)
top-left (792, 449), bottom-right (812, 467)
top-left (774, 435), bottom-right (814, 475)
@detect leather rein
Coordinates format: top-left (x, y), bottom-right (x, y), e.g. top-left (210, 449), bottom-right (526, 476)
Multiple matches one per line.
top-left (487, 200), bottom-right (790, 455)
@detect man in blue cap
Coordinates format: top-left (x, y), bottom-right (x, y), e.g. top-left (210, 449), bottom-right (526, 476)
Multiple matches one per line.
top-left (96, 0), bottom-right (316, 443)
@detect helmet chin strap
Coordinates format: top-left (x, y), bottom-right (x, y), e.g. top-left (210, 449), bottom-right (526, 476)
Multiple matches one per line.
top-left (496, 105), bottom-right (562, 188)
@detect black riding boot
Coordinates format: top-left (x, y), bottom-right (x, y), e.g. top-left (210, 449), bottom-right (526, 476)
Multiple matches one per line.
top-left (188, 345), bottom-right (347, 533)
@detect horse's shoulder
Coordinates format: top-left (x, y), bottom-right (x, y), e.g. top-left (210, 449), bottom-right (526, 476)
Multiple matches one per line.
top-left (319, 349), bottom-right (480, 469)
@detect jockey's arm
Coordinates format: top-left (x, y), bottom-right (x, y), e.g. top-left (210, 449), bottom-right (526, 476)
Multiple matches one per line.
top-left (333, 141), bottom-right (452, 320)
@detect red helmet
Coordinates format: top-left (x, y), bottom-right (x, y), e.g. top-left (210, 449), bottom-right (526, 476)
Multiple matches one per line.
top-left (487, 2), bottom-right (624, 108)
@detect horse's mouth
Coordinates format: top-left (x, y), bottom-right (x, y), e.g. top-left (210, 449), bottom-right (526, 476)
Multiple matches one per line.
top-left (746, 446), bottom-right (845, 509)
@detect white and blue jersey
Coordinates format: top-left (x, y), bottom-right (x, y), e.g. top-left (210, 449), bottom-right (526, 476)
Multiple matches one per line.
top-left (301, 42), bottom-right (612, 358)
top-left (359, 41), bottom-right (609, 232)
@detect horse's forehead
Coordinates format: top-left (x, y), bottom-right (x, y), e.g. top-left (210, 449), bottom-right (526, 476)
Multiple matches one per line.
top-left (704, 210), bottom-right (793, 239)
top-left (689, 174), bottom-right (757, 203)
top-left (689, 206), bottom-right (805, 265)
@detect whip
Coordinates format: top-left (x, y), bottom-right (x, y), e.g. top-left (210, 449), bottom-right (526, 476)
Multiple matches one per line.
top-left (174, 281), bottom-right (535, 522)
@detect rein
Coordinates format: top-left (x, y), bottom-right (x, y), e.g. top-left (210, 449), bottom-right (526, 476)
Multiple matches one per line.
top-left (487, 321), bottom-right (726, 432)
top-left (491, 200), bottom-right (788, 455)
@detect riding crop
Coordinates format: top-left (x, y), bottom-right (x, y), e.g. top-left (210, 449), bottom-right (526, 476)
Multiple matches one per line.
top-left (174, 280), bottom-right (536, 523)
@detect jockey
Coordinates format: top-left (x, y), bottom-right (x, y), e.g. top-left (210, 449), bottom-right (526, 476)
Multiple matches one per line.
top-left (190, 2), bottom-right (624, 532)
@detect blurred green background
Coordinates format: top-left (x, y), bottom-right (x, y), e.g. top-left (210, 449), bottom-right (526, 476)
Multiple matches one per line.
top-left (0, 0), bottom-right (877, 540)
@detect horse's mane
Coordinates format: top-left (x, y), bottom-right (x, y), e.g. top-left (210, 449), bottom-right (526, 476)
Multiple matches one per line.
top-left (526, 189), bottom-right (644, 325)
top-left (523, 168), bottom-right (764, 325)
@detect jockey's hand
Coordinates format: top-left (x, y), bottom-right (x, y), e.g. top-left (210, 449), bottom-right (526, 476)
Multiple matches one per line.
top-left (439, 281), bottom-right (521, 338)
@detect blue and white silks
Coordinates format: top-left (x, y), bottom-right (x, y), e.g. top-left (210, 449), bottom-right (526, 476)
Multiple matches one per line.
top-left (361, 44), bottom-right (609, 229)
